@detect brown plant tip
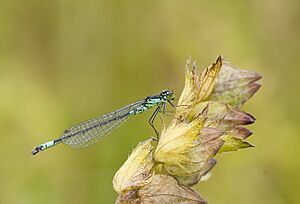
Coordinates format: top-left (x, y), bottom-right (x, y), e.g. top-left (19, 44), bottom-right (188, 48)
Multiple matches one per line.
top-left (175, 158), bottom-right (218, 186)
top-left (200, 127), bottom-right (225, 143)
top-left (209, 59), bottom-right (262, 107)
top-left (138, 174), bottom-right (208, 204)
top-left (202, 158), bottom-right (217, 176)
top-left (226, 108), bottom-right (256, 125)
top-left (245, 82), bottom-right (261, 102)
top-left (230, 127), bottom-right (253, 139)
top-left (210, 140), bottom-right (225, 156)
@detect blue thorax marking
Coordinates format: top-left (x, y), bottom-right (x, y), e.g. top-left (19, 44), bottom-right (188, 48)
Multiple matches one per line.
top-left (129, 96), bottom-right (166, 115)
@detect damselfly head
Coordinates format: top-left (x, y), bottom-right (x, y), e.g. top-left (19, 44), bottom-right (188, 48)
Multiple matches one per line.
top-left (161, 89), bottom-right (174, 100)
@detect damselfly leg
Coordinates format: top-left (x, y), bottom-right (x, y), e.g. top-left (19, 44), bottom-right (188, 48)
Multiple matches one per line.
top-left (167, 99), bottom-right (189, 108)
top-left (148, 105), bottom-right (162, 140)
top-left (148, 102), bottom-right (180, 140)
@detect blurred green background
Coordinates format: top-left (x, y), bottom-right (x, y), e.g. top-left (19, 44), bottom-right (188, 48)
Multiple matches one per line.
top-left (0, 0), bottom-right (299, 203)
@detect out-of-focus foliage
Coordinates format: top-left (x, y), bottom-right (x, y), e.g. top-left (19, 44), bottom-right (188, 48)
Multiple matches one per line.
top-left (0, 1), bottom-right (299, 204)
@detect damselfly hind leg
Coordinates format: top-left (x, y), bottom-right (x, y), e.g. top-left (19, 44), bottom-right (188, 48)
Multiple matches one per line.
top-left (148, 106), bottom-right (161, 139)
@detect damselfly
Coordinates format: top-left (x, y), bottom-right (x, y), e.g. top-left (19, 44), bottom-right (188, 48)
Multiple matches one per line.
top-left (31, 90), bottom-right (175, 155)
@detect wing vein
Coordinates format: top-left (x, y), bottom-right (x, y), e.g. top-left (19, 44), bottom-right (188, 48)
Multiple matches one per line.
top-left (62, 99), bottom-right (145, 148)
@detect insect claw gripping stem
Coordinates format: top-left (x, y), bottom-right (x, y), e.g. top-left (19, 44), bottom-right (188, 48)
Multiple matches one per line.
top-left (151, 136), bottom-right (159, 142)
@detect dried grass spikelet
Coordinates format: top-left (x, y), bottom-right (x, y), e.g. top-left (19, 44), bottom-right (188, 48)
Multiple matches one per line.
top-left (114, 139), bottom-right (208, 204)
top-left (154, 56), bottom-right (261, 185)
top-left (174, 56), bottom-right (222, 122)
top-left (154, 56), bottom-right (225, 185)
top-left (116, 174), bottom-right (208, 204)
top-left (137, 174), bottom-right (207, 204)
top-left (113, 56), bottom-right (262, 203)
top-left (209, 59), bottom-right (262, 107)
top-left (113, 139), bottom-right (154, 196)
